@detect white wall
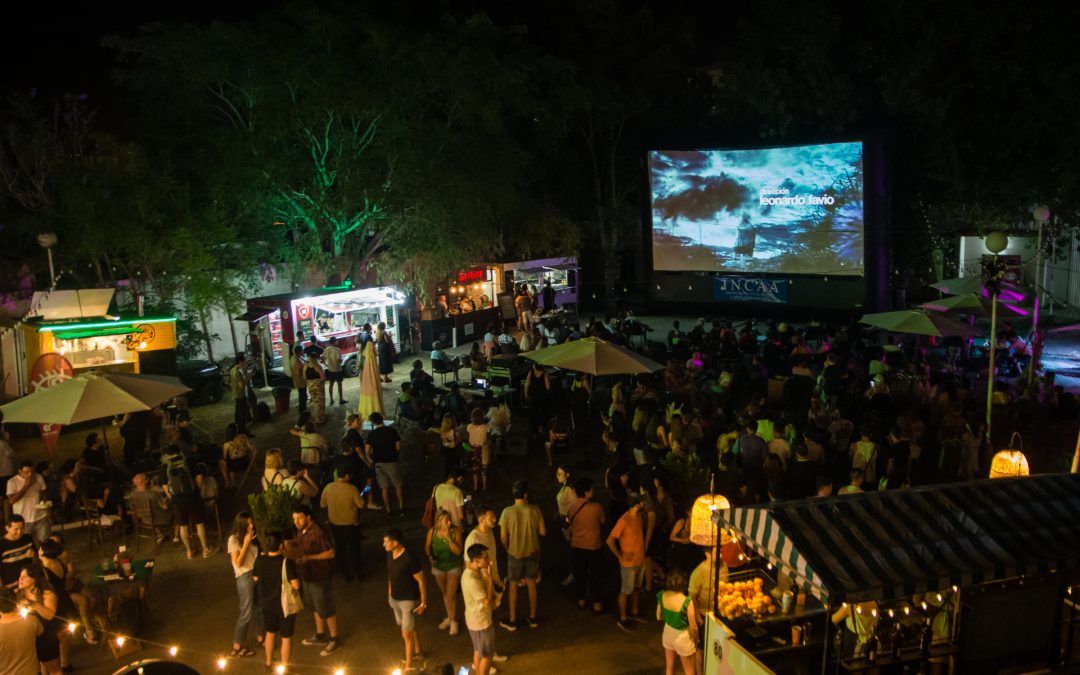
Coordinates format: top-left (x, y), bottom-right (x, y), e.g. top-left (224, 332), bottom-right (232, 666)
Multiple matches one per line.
top-left (197, 273), bottom-right (294, 362)
top-left (958, 234), bottom-right (1077, 317)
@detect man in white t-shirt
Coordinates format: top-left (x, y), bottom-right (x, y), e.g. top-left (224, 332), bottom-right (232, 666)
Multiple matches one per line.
top-left (463, 504), bottom-right (507, 664)
top-left (462, 544), bottom-right (501, 675)
top-left (5, 462), bottom-right (49, 544)
top-left (322, 336), bottom-right (346, 406)
top-left (433, 468), bottom-right (466, 527)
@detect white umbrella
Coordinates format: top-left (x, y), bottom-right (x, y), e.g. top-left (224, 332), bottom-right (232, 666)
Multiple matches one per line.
top-left (0, 371), bottom-right (190, 425)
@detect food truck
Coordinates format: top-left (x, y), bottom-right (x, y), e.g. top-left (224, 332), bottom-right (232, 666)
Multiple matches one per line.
top-left (240, 284), bottom-right (406, 377)
top-left (0, 289), bottom-right (178, 397)
top-left (418, 257), bottom-right (580, 351)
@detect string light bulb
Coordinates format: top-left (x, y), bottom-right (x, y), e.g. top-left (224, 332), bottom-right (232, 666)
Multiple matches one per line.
top-left (333, 669), bottom-right (345, 675)
top-left (19, 606), bottom-right (29, 619)
top-left (275, 665), bottom-right (285, 675)
top-left (67, 623), bottom-right (77, 634)
top-left (169, 646), bottom-right (178, 657)
top-left (216, 657), bottom-right (226, 670)
top-left (116, 636), bottom-right (126, 647)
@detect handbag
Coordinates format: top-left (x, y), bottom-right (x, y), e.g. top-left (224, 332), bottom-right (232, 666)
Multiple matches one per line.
top-left (421, 485), bottom-right (439, 530)
top-left (562, 500), bottom-right (584, 542)
top-left (280, 558), bottom-right (303, 616)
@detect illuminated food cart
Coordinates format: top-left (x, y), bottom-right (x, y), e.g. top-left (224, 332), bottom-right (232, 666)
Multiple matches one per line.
top-left (501, 256), bottom-right (579, 308)
top-left (704, 475), bottom-right (1080, 674)
top-left (1, 289), bottom-right (178, 397)
top-left (419, 266), bottom-right (502, 351)
top-left (241, 284), bottom-right (406, 377)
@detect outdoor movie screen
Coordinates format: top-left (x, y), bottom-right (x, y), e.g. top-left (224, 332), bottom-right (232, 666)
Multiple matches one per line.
top-left (649, 141), bottom-right (864, 275)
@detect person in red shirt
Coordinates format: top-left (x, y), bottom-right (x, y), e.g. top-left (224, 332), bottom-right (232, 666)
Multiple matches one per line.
top-left (606, 493), bottom-right (646, 632)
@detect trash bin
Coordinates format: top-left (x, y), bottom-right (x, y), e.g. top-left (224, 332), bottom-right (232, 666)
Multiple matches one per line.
top-left (272, 387), bottom-right (291, 414)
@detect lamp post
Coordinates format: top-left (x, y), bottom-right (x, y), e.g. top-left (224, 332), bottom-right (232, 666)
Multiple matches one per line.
top-left (984, 231), bottom-right (1008, 447)
top-left (37, 233), bottom-right (58, 289)
top-left (1028, 206), bottom-right (1051, 388)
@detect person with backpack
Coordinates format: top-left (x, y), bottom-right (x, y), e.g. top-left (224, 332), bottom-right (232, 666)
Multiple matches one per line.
top-left (159, 444), bottom-right (214, 559)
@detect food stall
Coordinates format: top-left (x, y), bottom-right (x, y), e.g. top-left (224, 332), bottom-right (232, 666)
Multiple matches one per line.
top-left (419, 266), bottom-right (502, 351)
top-left (501, 256), bottom-right (579, 310)
top-left (241, 284), bottom-right (406, 377)
top-left (705, 474), bottom-right (1080, 674)
top-left (2, 289), bottom-right (178, 396)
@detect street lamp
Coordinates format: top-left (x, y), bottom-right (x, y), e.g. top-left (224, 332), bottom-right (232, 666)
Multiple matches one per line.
top-left (37, 232), bottom-right (58, 289)
top-left (1028, 206), bottom-right (1051, 387)
top-left (984, 231), bottom-right (1008, 447)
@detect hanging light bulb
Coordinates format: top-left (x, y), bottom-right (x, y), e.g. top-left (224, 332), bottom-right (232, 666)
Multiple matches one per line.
top-left (169, 646), bottom-right (178, 657)
top-left (115, 636), bottom-right (126, 647)
top-left (67, 623), bottom-right (77, 634)
top-left (216, 657), bottom-right (227, 670)
top-left (275, 665), bottom-right (285, 675)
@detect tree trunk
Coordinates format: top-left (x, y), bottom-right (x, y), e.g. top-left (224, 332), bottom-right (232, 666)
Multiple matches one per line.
top-left (198, 307), bottom-right (215, 362)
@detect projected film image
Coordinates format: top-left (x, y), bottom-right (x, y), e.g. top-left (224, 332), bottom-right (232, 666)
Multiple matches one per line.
top-left (649, 141), bottom-right (864, 275)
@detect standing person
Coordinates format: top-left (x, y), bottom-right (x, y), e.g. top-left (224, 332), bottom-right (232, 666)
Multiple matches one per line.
top-left (514, 287), bottom-right (532, 333)
top-left (464, 505), bottom-right (509, 667)
top-left (290, 345), bottom-right (308, 415)
top-left (340, 415), bottom-right (378, 510)
top-left (118, 410), bottom-right (148, 467)
top-left (375, 322), bottom-right (395, 383)
top-left (365, 413), bottom-right (404, 517)
top-left (254, 532), bottom-right (300, 673)
top-left (541, 278), bottom-right (556, 313)
top-left (1, 516), bottom-right (35, 590)
top-left (568, 477), bottom-right (605, 614)
top-left (465, 408), bottom-right (491, 492)
top-left (657, 569), bottom-right (697, 675)
top-left (0, 416), bottom-right (12, 523)
top-left (498, 480), bottom-right (545, 631)
top-left (554, 465), bottom-right (577, 586)
top-left (0, 586), bottom-right (41, 675)
top-left (6, 462), bottom-right (49, 545)
top-left (425, 510), bottom-right (464, 636)
top-left (383, 528), bottom-right (427, 673)
top-left (37, 539), bottom-right (79, 667)
top-left (462, 544), bottom-right (502, 675)
top-left (159, 445), bottom-right (214, 559)
top-left (433, 467), bottom-right (467, 528)
top-left (288, 505), bottom-right (340, 656)
top-left (227, 513), bottom-right (262, 659)
top-left (320, 461), bottom-right (364, 583)
top-left (524, 364), bottom-right (552, 439)
top-left (80, 433), bottom-right (108, 472)
top-left (230, 353), bottom-right (252, 437)
top-left (322, 336), bottom-right (346, 405)
top-left (17, 565), bottom-right (61, 675)
top-left (608, 493), bottom-right (647, 632)
top-left (305, 354), bottom-right (327, 426)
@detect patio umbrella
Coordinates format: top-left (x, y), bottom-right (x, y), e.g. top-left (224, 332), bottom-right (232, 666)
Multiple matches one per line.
top-left (859, 310), bottom-right (976, 338)
top-left (357, 340), bottom-right (384, 420)
top-left (930, 276), bottom-right (1027, 303)
top-left (0, 371), bottom-right (190, 425)
top-left (522, 336), bottom-right (664, 375)
top-left (918, 293), bottom-right (1028, 317)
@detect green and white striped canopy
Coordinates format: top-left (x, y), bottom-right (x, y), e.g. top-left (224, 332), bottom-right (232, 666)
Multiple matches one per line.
top-left (715, 474), bottom-right (1080, 605)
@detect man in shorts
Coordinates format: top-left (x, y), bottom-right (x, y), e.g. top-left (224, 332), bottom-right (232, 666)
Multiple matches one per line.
top-left (498, 480), bottom-right (545, 631)
top-left (607, 493), bottom-right (646, 632)
top-left (322, 336), bottom-right (346, 405)
top-left (365, 413), bottom-right (404, 516)
top-left (462, 543), bottom-right (503, 675)
top-left (289, 505), bottom-right (340, 656)
top-left (384, 528), bottom-right (427, 672)
top-left (158, 446), bottom-right (213, 559)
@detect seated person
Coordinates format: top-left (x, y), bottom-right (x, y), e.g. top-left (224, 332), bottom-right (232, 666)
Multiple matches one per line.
top-left (127, 472), bottom-right (173, 540)
top-left (440, 382), bottom-right (467, 422)
top-left (81, 433), bottom-right (109, 472)
top-left (481, 325), bottom-right (498, 358)
top-left (430, 342), bottom-right (463, 370)
top-left (469, 342), bottom-right (488, 371)
top-left (398, 382), bottom-right (421, 422)
top-left (223, 433), bottom-right (255, 490)
top-left (496, 323), bottom-right (519, 354)
top-left (409, 359), bottom-right (435, 396)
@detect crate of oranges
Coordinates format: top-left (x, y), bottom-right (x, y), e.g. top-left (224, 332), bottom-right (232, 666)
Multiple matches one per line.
top-left (717, 574), bottom-right (777, 620)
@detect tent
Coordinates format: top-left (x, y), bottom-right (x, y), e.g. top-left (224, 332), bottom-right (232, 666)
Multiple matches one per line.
top-left (717, 474), bottom-right (1080, 604)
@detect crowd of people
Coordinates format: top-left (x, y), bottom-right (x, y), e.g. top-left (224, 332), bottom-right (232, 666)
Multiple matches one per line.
top-left (4, 302), bottom-right (1079, 675)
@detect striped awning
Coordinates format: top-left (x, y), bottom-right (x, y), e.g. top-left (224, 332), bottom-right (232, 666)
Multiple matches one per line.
top-left (715, 474), bottom-right (1080, 605)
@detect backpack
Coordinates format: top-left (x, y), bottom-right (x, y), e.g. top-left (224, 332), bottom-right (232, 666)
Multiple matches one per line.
top-left (255, 401), bottom-right (272, 422)
top-left (165, 454), bottom-right (194, 497)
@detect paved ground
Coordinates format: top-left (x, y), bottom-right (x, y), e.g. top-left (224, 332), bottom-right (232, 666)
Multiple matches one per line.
top-left (8, 330), bottom-right (666, 675)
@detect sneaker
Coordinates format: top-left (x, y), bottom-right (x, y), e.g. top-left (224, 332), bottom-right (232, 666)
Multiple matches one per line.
top-left (340, 399), bottom-right (348, 404)
top-left (561, 574), bottom-right (575, 587)
top-left (526, 616), bottom-right (539, 629)
top-left (320, 639), bottom-right (340, 656)
top-left (449, 620), bottom-right (460, 636)
top-left (491, 654), bottom-right (508, 663)
top-left (617, 619), bottom-right (634, 633)
top-left (499, 619), bottom-right (518, 632)
top-left (438, 617), bottom-right (452, 630)
top-left (627, 615), bottom-right (648, 624)
top-left (302, 635), bottom-right (329, 647)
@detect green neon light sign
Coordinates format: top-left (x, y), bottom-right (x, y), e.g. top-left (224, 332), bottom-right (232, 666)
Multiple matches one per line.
top-left (35, 316), bottom-right (177, 333)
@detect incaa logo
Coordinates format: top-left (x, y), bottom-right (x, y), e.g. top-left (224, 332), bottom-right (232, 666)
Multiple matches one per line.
top-left (716, 278), bottom-right (782, 294)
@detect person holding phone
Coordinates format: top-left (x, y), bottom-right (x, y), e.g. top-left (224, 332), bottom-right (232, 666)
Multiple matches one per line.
top-left (226, 512), bottom-right (262, 658)
top-left (320, 461), bottom-right (365, 583)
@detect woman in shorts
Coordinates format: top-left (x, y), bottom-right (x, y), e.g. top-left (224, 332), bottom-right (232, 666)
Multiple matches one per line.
top-left (656, 569), bottom-right (697, 675)
top-left (465, 408), bottom-right (491, 492)
top-left (425, 509), bottom-right (464, 637)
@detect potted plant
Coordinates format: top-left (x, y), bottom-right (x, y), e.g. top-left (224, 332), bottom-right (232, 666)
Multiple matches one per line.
top-left (248, 484), bottom-right (302, 538)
